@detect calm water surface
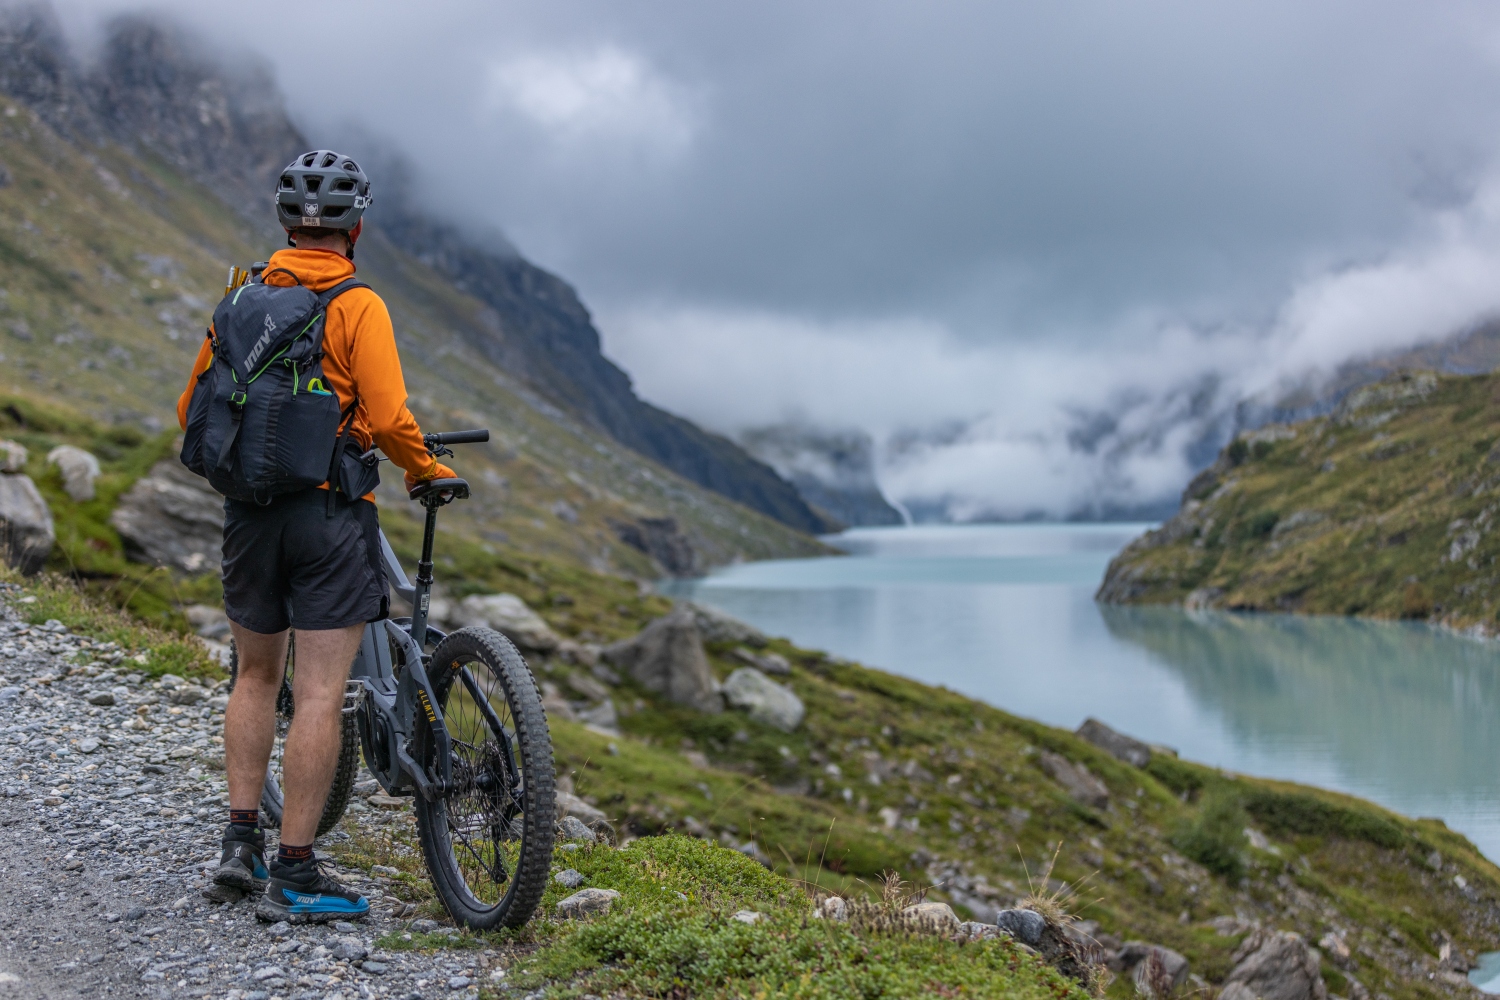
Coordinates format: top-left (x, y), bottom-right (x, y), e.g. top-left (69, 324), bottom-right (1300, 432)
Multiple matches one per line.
top-left (661, 523), bottom-right (1500, 861)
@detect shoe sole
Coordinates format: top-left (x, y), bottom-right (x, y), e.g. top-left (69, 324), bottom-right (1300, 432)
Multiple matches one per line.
top-left (254, 898), bottom-right (368, 924)
top-left (214, 864), bottom-right (268, 893)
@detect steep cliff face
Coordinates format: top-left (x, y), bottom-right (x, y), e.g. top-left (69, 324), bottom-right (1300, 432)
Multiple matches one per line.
top-left (739, 423), bottom-right (903, 527)
top-left (379, 210), bottom-right (840, 534)
top-left (0, 5), bottom-right (833, 535)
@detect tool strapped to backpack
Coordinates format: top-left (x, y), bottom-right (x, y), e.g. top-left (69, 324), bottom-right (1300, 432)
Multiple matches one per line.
top-left (181, 270), bottom-right (370, 504)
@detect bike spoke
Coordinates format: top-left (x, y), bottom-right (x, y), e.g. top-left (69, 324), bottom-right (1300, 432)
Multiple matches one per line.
top-left (435, 655), bottom-right (524, 908)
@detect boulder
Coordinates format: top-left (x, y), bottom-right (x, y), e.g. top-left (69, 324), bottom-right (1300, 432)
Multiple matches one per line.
top-left (1110, 942), bottom-right (1190, 991)
top-left (0, 473), bottom-right (54, 574)
top-left (555, 790), bottom-right (610, 828)
top-left (110, 459), bottom-right (224, 573)
top-left (555, 887), bottom-right (619, 919)
top-left (0, 439), bottom-right (25, 473)
top-left (722, 667), bottom-right (805, 731)
top-left (688, 602), bottom-right (767, 646)
top-left (1223, 930), bottom-right (1328, 1000)
top-left (455, 593), bottom-right (559, 652)
top-left (557, 816), bottom-right (596, 843)
top-left (601, 606), bottom-right (723, 713)
top-left (46, 445), bottom-right (100, 502)
top-left (995, 908), bottom-right (1047, 946)
top-left (902, 901), bottom-right (960, 930)
top-left (183, 604), bottom-right (230, 640)
top-left (1037, 750), bottom-right (1109, 809)
top-left (957, 921), bottom-right (1002, 942)
top-left (1075, 718), bottom-right (1151, 768)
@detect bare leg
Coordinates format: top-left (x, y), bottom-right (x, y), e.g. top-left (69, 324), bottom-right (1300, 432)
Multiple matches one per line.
top-left (224, 624), bottom-right (290, 814)
top-left (277, 624), bottom-right (365, 846)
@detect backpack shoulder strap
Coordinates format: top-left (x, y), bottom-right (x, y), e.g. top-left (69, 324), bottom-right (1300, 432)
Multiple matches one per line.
top-left (314, 278), bottom-right (371, 516)
top-left (317, 278), bottom-right (370, 307)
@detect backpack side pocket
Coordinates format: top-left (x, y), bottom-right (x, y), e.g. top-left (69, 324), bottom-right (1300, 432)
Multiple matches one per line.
top-left (179, 363), bottom-right (216, 477)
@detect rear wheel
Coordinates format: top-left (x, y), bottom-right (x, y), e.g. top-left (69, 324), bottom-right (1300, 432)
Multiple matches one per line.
top-left (227, 634), bottom-right (358, 837)
top-left (414, 627), bottom-right (555, 929)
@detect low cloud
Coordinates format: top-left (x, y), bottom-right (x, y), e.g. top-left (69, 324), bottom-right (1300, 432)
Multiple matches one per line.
top-left (484, 45), bottom-right (698, 158)
top-left (605, 164), bottom-right (1500, 519)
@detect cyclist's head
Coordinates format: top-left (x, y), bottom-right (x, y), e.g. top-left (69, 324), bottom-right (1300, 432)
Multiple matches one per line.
top-left (276, 150), bottom-right (372, 258)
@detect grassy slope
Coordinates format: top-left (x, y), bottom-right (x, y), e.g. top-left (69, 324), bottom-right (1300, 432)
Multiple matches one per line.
top-left (9, 504), bottom-right (1500, 998)
top-left (1099, 369), bottom-right (1500, 631)
top-left (0, 94), bottom-right (826, 576)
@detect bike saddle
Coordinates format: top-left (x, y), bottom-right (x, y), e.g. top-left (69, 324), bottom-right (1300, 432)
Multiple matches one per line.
top-left (408, 477), bottom-right (470, 503)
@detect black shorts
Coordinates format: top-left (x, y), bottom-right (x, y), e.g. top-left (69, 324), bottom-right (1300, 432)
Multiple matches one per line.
top-left (221, 488), bottom-right (388, 634)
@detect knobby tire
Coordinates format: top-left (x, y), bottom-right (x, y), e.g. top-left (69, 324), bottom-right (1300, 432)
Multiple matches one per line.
top-left (414, 627), bottom-right (555, 930)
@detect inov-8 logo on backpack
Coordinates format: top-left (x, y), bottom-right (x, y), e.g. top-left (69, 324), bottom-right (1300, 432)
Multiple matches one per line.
top-left (181, 269), bottom-right (368, 503)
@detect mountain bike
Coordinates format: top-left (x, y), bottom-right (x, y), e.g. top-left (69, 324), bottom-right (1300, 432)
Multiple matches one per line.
top-left (228, 429), bottom-right (556, 929)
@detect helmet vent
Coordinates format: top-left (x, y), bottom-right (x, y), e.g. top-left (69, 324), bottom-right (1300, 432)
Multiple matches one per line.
top-left (322, 206), bottom-right (348, 220)
top-left (301, 153), bottom-right (316, 167)
top-left (343, 160), bottom-right (359, 172)
top-left (331, 179), bottom-right (355, 193)
top-left (320, 152), bottom-right (338, 167)
top-left (304, 176), bottom-right (322, 194)
top-left (278, 175), bottom-right (294, 190)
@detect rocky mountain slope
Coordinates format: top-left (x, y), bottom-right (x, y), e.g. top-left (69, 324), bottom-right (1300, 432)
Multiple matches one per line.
top-left (0, 9), bottom-right (834, 579)
top-left (1098, 369), bottom-right (1500, 632)
top-left (0, 4), bottom-right (837, 543)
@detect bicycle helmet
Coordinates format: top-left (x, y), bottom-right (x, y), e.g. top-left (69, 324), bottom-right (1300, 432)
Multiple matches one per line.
top-left (275, 150), bottom-right (372, 232)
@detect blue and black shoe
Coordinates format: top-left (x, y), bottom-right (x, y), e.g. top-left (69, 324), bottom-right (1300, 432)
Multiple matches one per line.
top-left (255, 856), bottom-right (369, 924)
top-left (215, 825), bottom-right (269, 893)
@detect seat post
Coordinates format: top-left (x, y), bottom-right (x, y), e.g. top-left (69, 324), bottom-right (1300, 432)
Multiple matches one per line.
top-left (411, 498), bottom-right (440, 652)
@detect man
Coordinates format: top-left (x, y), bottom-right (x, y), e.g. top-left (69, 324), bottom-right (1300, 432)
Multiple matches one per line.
top-left (176, 150), bottom-right (454, 922)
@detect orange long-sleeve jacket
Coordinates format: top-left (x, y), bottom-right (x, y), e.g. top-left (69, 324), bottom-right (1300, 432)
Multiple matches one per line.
top-left (176, 248), bottom-right (451, 498)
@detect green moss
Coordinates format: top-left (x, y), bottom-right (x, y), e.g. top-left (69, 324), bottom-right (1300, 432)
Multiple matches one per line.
top-left (512, 837), bottom-right (1088, 1000)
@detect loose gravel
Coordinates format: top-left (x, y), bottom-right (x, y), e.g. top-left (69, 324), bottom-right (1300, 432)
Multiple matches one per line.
top-left (0, 602), bottom-right (526, 1000)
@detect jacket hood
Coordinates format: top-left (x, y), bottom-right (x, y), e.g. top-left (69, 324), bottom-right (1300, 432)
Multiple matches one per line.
top-left (261, 248), bottom-right (356, 293)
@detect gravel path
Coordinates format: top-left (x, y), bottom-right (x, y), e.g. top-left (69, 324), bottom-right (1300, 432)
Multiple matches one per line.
top-left (0, 601), bottom-right (520, 1000)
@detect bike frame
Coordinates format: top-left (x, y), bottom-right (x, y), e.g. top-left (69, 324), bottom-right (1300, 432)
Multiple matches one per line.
top-left (348, 487), bottom-right (465, 801)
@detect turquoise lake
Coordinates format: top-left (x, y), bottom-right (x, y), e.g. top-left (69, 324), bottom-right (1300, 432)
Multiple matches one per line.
top-left (660, 523), bottom-right (1500, 862)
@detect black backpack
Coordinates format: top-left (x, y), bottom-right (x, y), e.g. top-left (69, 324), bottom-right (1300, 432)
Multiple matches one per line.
top-left (181, 269), bottom-right (370, 503)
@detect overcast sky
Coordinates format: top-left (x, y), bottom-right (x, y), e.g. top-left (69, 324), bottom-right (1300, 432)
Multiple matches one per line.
top-left (53, 0), bottom-right (1500, 516)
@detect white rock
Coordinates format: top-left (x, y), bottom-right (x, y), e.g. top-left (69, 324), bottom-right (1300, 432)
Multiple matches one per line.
top-left (902, 901), bottom-right (959, 928)
top-left (731, 910), bottom-right (763, 924)
top-left (46, 445), bottom-right (101, 502)
top-left (722, 667), bottom-right (805, 732)
top-left (0, 439), bottom-right (26, 473)
top-left (456, 593), bottom-right (559, 651)
top-left (557, 816), bottom-right (597, 843)
top-left (555, 887), bottom-right (619, 919)
top-left (0, 473), bottom-right (54, 574)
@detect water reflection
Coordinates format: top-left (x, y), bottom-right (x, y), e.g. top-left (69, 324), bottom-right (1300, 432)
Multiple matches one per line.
top-left (1101, 605), bottom-right (1500, 845)
top-left (664, 524), bottom-right (1500, 859)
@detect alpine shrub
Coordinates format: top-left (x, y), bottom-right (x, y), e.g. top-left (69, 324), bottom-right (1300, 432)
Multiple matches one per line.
top-left (1171, 789), bottom-right (1247, 880)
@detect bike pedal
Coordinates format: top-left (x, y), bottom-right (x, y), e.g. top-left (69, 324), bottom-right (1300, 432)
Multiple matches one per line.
top-left (341, 679), bottom-right (362, 716)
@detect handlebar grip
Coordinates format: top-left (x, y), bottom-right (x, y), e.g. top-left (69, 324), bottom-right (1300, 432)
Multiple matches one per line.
top-left (426, 429), bottom-right (490, 446)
